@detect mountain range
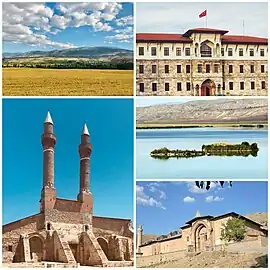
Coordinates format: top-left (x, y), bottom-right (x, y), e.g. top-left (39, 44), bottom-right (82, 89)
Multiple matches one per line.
top-left (137, 99), bottom-right (268, 123)
top-left (3, 46), bottom-right (133, 59)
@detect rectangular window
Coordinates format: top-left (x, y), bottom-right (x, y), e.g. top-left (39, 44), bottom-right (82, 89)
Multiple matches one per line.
top-left (152, 83), bottom-right (157, 92)
top-left (229, 82), bottom-right (233, 90)
top-left (139, 83), bottom-right (144, 92)
top-left (186, 82), bottom-right (191, 91)
top-left (240, 65), bottom-right (244, 73)
top-left (165, 82), bottom-right (169, 91)
top-left (139, 65), bottom-right (144, 74)
top-left (139, 47), bottom-right (144, 56)
top-left (177, 82), bottom-right (182, 91)
top-left (229, 65), bottom-right (233, 73)
top-left (250, 49), bottom-right (254, 56)
top-left (152, 65), bottom-right (157, 73)
top-left (8, 245), bottom-right (12, 252)
top-left (239, 48), bottom-right (243, 56)
top-left (176, 48), bottom-right (181, 56)
top-left (197, 64), bottom-right (202, 73)
top-left (165, 65), bottom-right (169, 73)
top-left (214, 64), bottom-right (219, 73)
top-left (261, 65), bottom-right (265, 73)
top-left (185, 48), bottom-right (190, 56)
top-left (164, 47), bottom-right (169, 56)
top-left (221, 48), bottom-right (224, 56)
top-left (177, 65), bottom-right (182, 73)
top-left (206, 64), bottom-right (210, 73)
top-left (251, 65), bottom-right (255, 73)
top-left (240, 82), bottom-right (244, 90)
top-left (251, 81), bottom-right (255, 90)
top-left (222, 65), bottom-right (225, 73)
top-left (186, 64), bottom-right (190, 73)
top-left (151, 47), bottom-right (157, 56)
top-left (223, 82), bottom-right (225, 90)
top-left (228, 48), bottom-right (233, 56)
top-left (260, 49), bottom-right (265, 57)
top-left (262, 81), bottom-right (265, 89)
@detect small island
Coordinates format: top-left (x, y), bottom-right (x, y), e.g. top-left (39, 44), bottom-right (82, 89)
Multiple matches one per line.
top-left (150, 142), bottom-right (259, 159)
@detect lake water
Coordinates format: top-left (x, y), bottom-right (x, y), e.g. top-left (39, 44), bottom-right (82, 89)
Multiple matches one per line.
top-left (136, 128), bottom-right (268, 179)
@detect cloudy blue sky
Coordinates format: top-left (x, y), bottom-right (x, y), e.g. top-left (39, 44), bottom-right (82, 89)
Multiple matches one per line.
top-left (136, 181), bottom-right (268, 235)
top-left (137, 2), bottom-right (267, 38)
top-left (3, 2), bottom-right (133, 53)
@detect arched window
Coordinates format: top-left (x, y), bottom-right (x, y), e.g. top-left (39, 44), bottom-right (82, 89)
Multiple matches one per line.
top-left (85, 225), bottom-right (89, 231)
top-left (200, 43), bottom-right (212, 57)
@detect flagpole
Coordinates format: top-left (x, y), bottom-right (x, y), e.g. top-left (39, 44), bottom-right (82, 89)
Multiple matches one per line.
top-left (206, 9), bottom-right (208, 28)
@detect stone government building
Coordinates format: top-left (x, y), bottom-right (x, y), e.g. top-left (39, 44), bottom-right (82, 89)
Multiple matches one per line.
top-left (2, 112), bottom-right (133, 267)
top-left (136, 28), bottom-right (268, 96)
top-left (136, 211), bottom-right (268, 265)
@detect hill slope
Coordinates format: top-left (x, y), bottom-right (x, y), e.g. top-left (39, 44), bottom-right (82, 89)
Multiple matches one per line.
top-left (137, 99), bottom-right (268, 124)
top-left (3, 46), bottom-right (133, 60)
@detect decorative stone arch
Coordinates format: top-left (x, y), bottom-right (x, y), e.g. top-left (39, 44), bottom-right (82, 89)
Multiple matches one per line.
top-left (200, 40), bottom-right (214, 57)
top-left (191, 220), bottom-right (213, 252)
top-left (29, 234), bottom-right (45, 262)
top-left (201, 79), bottom-right (216, 96)
top-left (97, 237), bottom-right (109, 259)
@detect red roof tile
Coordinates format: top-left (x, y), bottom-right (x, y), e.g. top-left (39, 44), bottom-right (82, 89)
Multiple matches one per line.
top-left (221, 35), bottom-right (268, 45)
top-left (183, 28), bottom-right (229, 37)
top-left (136, 33), bottom-right (192, 43)
top-left (136, 29), bottom-right (268, 45)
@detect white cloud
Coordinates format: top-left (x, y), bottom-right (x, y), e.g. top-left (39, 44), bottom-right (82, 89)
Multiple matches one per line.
top-left (183, 196), bottom-right (196, 203)
top-left (205, 195), bottom-right (224, 203)
top-left (186, 182), bottom-right (217, 194)
top-left (136, 185), bottom-right (166, 210)
top-left (3, 2), bottom-right (133, 50)
top-left (116, 15), bottom-right (133, 26)
top-left (148, 183), bottom-right (166, 200)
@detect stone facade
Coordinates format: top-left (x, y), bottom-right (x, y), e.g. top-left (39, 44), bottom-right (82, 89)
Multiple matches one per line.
top-left (2, 112), bottom-right (133, 267)
top-left (136, 28), bottom-right (268, 96)
top-left (137, 212), bottom-right (267, 258)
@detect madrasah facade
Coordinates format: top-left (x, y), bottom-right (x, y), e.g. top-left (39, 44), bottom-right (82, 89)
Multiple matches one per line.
top-left (136, 28), bottom-right (268, 96)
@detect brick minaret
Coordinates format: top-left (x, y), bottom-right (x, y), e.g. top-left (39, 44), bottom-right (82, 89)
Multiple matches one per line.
top-left (137, 225), bottom-right (143, 254)
top-left (40, 112), bottom-right (56, 212)
top-left (77, 123), bottom-right (93, 214)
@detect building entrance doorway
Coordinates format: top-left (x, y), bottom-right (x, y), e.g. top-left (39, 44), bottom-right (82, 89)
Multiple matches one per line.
top-left (195, 224), bottom-right (208, 252)
top-left (201, 79), bottom-right (215, 96)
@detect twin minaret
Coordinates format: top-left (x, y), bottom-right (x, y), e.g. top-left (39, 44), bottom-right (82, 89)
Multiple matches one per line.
top-left (40, 112), bottom-right (93, 213)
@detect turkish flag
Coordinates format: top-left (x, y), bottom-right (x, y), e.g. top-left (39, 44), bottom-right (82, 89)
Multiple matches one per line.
top-left (199, 10), bottom-right (207, 18)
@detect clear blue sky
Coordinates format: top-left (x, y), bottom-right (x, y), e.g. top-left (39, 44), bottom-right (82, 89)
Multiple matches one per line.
top-left (136, 181), bottom-right (268, 235)
top-left (3, 98), bottom-right (134, 224)
top-left (3, 2), bottom-right (133, 52)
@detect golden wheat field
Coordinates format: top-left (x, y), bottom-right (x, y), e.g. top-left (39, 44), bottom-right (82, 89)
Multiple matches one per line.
top-left (3, 68), bottom-right (133, 96)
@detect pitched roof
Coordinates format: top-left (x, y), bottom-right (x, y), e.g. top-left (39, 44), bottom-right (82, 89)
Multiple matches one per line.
top-left (181, 212), bottom-right (266, 229)
top-left (183, 28), bottom-right (229, 37)
top-left (221, 35), bottom-right (268, 45)
top-left (136, 28), bottom-right (268, 45)
top-left (136, 33), bottom-right (192, 43)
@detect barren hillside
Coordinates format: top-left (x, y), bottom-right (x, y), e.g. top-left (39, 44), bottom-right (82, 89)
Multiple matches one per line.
top-left (137, 99), bottom-right (268, 124)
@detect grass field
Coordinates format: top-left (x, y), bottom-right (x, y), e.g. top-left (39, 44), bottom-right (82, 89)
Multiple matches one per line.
top-left (3, 68), bottom-right (133, 96)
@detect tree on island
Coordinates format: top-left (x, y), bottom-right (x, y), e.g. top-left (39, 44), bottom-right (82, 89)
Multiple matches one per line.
top-left (195, 181), bottom-right (233, 190)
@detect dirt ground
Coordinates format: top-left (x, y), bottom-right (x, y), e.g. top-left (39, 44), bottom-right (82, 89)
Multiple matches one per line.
top-left (147, 251), bottom-right (268, 268)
